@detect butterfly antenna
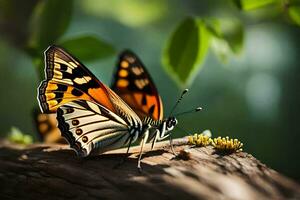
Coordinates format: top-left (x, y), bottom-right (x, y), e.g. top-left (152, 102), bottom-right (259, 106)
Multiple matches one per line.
top-left (169, 89), bottom-right (189, 117)
top-left (174, 107), bottom-right (202, 117)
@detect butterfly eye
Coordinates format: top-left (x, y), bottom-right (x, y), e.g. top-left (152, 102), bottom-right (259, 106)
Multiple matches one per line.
top-left (167, 119), bottom-right (174, 128)
top-left (172, 119), bottom-right (177, 126)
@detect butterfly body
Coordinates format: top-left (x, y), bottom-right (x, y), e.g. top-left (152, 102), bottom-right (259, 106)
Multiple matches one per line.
top-left (37, 45), bottom-right (178, 166)
top-left (142, 116), bottom-right (177, 144)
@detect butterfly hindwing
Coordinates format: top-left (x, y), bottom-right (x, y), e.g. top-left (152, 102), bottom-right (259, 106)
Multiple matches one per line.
top-left (57, 100), bottom-right (136, 156)
top-left (33, 109), bottom-right (65, 143)
top-left (38, 45), bottom-right (116, 113)
top-left (111, 50), bottom-right (163, 121)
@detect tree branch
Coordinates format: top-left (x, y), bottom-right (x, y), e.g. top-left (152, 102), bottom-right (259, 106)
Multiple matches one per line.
top-left (0, 138), bottom-right (299, 200)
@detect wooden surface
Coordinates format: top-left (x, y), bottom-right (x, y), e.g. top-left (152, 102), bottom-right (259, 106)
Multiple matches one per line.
top-left (0, 138), bottom-right (299, 200)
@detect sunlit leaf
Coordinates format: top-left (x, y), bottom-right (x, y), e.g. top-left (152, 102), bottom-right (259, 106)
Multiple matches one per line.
top-left (162, 17), bottom-right (210, 86)
top-left (59, 35), bottom-right (116, 62)
top-left (203, 19), bottom-right (230, 62)
top-left (81, 0), bottom-right (168, 27)
top-left (219, 19), bottom-right (244, 54)
top-left (288, 6), bottom-right (300, 26)
top-left (232, 0), bottom-right (278, 10)
top-left (203, 18), bottom-right (222, 38)
top-left (204, 18), bottom-right (244, 63)
top-left (28, 0), bottom-right (73, 51)
top-left (210, 37), bottom-right (231, 63)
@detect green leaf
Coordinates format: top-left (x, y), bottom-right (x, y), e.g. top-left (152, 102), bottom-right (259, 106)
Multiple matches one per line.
top-left (28, 0), bottom-right (73, 51)
top-left (210, 37), bottom-right (231, 63)
top-left (232, 0), bottom-right (278, 10)
top-left (203, 18), bottom-right (222, 38)
top-left (59, 35), bottom-right (116, 62)
top-left (204, 18), bottom-right (244, 63)
top-left (162, 17), bottom-right (210, 86)
top-left (218, 19), bottom-right (244, 55)
top-left (288, 6), bottom-right (300, 26)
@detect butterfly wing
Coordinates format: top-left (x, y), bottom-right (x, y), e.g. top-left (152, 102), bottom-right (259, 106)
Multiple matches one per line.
top-left (111, 50), bottom-right (163, 121)
top-left (57, 100), bottom-right (140, 156)
top-left (38, 45), bottom-right (142, 129)
top-left (38, 46), bottom-right (144, 156)
top-left (33, 109), bottom-right (65, 143)
top-left (38, 45), bottom-right (116, 114)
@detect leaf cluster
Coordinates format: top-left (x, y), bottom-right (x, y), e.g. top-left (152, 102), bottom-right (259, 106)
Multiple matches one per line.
top-left (162, 0), bottom-right (300, 86)
top-left (0, 0), bottom-right (115, 80)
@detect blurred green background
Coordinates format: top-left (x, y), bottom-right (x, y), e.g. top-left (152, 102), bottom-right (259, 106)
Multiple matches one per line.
top-left (1, 0), bottom-right (300, 181)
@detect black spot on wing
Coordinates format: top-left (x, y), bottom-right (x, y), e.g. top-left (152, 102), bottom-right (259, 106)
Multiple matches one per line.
top-left (54, 92), bottom-right (64, 103)
top-left (60, 63), bottom-right (68, 71)
top-left (73, 79), bottom-right (100, 94)
top-left (59, 63), bottom-right (101, 93)
top-left (148, 105), bottom-right (155, 116)
top-left (57, 84), bottom-right (68, 92)
top-left (71, 88), bottom-right (83, 96)
top-left (142, 94), bottom-right (147, 105)
top-left (62, 65), bottom-right (90, 80)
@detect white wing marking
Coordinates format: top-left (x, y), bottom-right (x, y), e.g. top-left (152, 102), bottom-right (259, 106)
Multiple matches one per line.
top-left (57, 100), bottom-right (138, 156)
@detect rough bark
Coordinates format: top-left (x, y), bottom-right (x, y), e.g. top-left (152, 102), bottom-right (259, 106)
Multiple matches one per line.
top-left (0, 138), bottom-right (299, 200)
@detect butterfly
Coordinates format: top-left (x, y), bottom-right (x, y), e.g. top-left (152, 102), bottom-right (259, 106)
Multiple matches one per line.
top-left (37, 45), bottom-right (180, 169)
top-left (32, 109), bottom-right (66, 143)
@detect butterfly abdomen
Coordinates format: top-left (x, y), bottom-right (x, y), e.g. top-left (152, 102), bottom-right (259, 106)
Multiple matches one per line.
top-left (142, 117), bottom-right (162, 127)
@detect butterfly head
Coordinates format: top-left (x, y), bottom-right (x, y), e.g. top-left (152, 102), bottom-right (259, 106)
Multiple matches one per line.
top-left (165, 116), bottom-right (178, 132)
top-left (156, 116), bottom-right (177, 140)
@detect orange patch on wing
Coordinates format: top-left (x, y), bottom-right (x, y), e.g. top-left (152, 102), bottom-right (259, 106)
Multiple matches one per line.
top-left (46, 92), bottom-right (93, 112)
top-left (145, 95), bottom-right (161, 120)
top-left (46, 83), bottom-right (58, 91)
top-left (45, 129), bottom-right (62, 143)
top-left (120, 61), bottom-right (129, 68)
top-left (87, 87), bottom-right (116, 113)
top-left (133, 93), bottom-right (143, 105)
top-left (48, 100), bottom-right (58, 107)
top-left (45, 93), bottom-right (56, 100)
top-left (117, 79), bottom-right (129, 87)
top-left (48, 98), bottom-right (78, 112)
top-left (37, 114), bottom-right (47, 121)
top-left (119, 69), bottom-right (128, 77)
top-left (39, 124), bottom-right (48, 133)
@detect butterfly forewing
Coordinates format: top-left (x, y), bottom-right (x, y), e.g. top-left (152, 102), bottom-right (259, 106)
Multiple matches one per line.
top-left (111, 50), bottom-right (163, 121)
top-left (57, 100), bottom-right (138, 156)
top-left (38, 45), bottom-right (115, 113)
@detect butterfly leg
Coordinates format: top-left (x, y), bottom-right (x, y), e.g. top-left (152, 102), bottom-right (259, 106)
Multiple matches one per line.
top-left (137, 130), bottom-right (149, 172)
top-left (169, 135), bottom-right (177, 156)
top-left (150, 129), bottom-right (159, 150)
